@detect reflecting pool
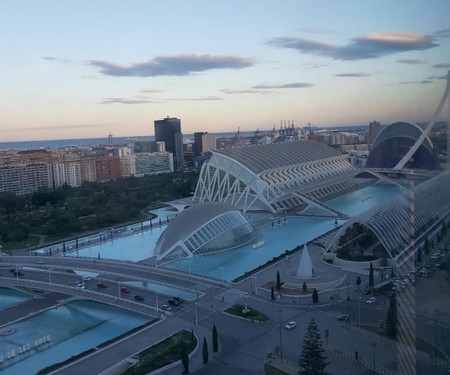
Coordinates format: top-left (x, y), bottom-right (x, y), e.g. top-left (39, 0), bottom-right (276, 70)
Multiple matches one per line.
top-left (0, 287), bottom-right (32, 311)
top-left (0, 298), bottom-right (150, 375)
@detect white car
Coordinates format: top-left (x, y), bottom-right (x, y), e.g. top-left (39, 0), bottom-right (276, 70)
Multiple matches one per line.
top-left (82, 276), bottom-right (92, 281)
top-left (285, 321), bottom-right (297, 330)
top-left (36, 259), bottom-right (46, 264)
top-left (366, 297), bottom-right (377, 304)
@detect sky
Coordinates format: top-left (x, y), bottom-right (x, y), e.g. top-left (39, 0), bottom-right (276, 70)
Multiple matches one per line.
top-left (1, 0), bottom-right (449, 142)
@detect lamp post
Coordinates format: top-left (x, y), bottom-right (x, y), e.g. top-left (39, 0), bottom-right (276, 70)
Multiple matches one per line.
top-left (347, 282), bottom-right (351, 328)
top-left (253, 275), bottom-right (257, 295)
top-left (435, 309), bottom-right (438, 367)
top-left (219, 266), bottom-right (225, 284)
top-left (27, 244), bottom-right (31, 256)
top-left (371, 341), bottom-right (376, 374)
top-left (118, 282), bottom-right (121, 301)
top-left (48, 267), bottom-right (53, 285)
top-left (278, 309), bottom-right (283, 362)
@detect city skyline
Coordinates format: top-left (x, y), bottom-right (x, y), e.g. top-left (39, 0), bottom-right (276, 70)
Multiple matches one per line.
top-left (1, 0), bottom-right (449, 142)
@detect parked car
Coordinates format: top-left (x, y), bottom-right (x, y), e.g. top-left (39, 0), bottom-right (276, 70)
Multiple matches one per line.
top-left (36, 259), bottom-right (46, 264)
top-left (120, 287), bottom-right (130, 293)
top-left (160, 304), bottom-right (172, 311)
top-left (285, 321), bottom-right (297, 330)
top-left (134, 295), bottom-right (144, 301)
top-left (337, 314), bottom-right (349, 321)
top-left (168, 299), bottom-right (179, 306)
top-left (173, 297), bottom-right (183, 304)
top-left (366, 297), bottom-right (377, 304)
top-left (82, 276), bottom-right (92, 281)
top-left (97, 282), bottom-right (107, 288)
top-left (76, 283), bottom-right (86, 289)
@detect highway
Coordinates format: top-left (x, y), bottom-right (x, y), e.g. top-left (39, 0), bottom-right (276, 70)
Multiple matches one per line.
top-left (0, 255), bottom-right (225, 318)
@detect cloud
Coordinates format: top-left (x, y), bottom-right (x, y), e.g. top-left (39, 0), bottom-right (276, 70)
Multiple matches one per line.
top-left (221, 88), bottom-right (269, 95)
top-left (89, 54), bottom-right (255, 77)
top-left (166, 96), bottom-right (222, 101)
top-left (433, 63), bottom-right (450, 68)
top-left (268, 31), bottom-right (438, 60)
top-left (334, 72), bottom-right (370, 77)
top-left (427, 75), bottom-right (448, 80)
top-left (252, 82), bottom-right (313, 89)
top-left (398, 80), bottom-right (433, 85)
top-left (435, 28), bottom-right (450, 38)
top-left (100, 97), bottom-right (163, 105)
top-left (397, 59), bottom-right (425, 64)
top-left (141, 88), bottom-right (164, 93)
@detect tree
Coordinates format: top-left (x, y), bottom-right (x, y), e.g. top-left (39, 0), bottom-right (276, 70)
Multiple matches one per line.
top-left (385, 294), bottom-right (397, 338)
top-left (298, 319), bottom-right (328, 375)
top-left (369, 262), bottom-right (374, 287)
top-left (356, 276), bottom-right (361, 288)
top-left (202, 337), bottom-right (209, 364)
top-left (312, 289), bottom-right (319, 304)
top-left (212, 324), bottom-right (218, 352)
top-left (417, 246), bottom-right (422, 264)
top-left (302, 281), bottom-right (307, 292)
top-left (181, 343), bottom-right (189, 374)
top-left (271, 286), bottom-right (275, 300)
top-left (276, 270), bottom-right (282, 291)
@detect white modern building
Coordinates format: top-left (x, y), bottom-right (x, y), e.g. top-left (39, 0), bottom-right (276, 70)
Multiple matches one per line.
top-left (194, 140), bottom-right (356, 213)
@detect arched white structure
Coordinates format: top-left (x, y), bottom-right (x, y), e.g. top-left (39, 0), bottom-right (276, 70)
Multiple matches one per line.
top-left (194, 140), bottom-right (356, 213)
top-left (155, 202), bottom-right (257, 262)
top-left (328, 169), bottom-right (450, 261)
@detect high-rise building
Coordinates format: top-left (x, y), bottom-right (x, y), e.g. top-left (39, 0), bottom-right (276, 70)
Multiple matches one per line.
top-left (194, 132), bottom-right (217, 156)
top-left (367, 121), bottom-right (381, 144)
top-left (154, 117), bottom-right (181, 156)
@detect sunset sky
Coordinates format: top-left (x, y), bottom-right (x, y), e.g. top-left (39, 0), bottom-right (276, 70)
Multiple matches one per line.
top-left (1, 0), bottom-right (449, 141)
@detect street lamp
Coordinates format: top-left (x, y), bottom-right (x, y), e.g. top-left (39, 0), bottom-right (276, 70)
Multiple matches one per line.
top-left (253, 275), bottom-right (257, 295)
top-left (48, 267), bottom-right (53, 285)
top-left (27, 244), bottom-right (31, 256)
top-left (278, 309), bottom-right (283, 362)
top-left (156, 290), bottom-right (159, 312)
top-left (219, 266), bottom-right (225, 283)
top-left (370, 341), bottom-right (376, 374)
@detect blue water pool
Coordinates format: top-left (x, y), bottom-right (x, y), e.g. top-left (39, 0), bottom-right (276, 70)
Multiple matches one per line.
top-left (0, 299), bottom-right (150, 375)
top-left (0, 287), bottom-right (32, 311)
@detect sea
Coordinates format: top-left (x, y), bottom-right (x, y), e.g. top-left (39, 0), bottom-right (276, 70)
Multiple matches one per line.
top-left (0, 125), bottom-right (368, 151)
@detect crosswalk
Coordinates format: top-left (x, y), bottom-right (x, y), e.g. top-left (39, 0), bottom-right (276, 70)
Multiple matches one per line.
top-left (217, 288), bottom-right (247, 304)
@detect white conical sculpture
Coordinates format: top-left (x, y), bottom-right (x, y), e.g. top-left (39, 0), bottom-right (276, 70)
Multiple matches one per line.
top-left (296, 244), bottom-right (314, 278)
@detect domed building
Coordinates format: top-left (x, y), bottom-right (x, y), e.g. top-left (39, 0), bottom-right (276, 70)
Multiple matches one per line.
top-left (155, 202), bottom-right (257, 262)
top-left (366, 121), bottom-right (439, 170)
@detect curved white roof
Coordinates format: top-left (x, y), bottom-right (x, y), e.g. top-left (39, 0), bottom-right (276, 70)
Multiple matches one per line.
top-left (213, 140), bottom-right (344, 174)
top-left (194, 140), bottom-right (356, 213)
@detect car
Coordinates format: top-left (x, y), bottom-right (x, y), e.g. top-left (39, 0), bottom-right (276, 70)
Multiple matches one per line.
top-left (120, 286), bottom-right (130, 293)
top-left (13, 270), bottom-right (24, 276)
top-left (75, 281), bottom-right (84, 287)
top-left (366, 297), bottom-right (377, 304)
top-left (337, 314), bottom-right (349, 321)
top-left (285, 321), bottom-right (297, 330)
top-left (173, 297), bottom-right (183, 304)
top-left (76, 284), bottom-right (86, 289)
top-left (134, 295), bottom-right (144, 301)
top-left (160, 304), bottom-right (172, 311)
top-left (97, 282), bottom-right (107, 288)
top-left (168, 299), bottom-right (179, 306)
top-left (36, 259), bottom-right (46, 264)
top-left (82, 276), bottom-right (92, 281)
